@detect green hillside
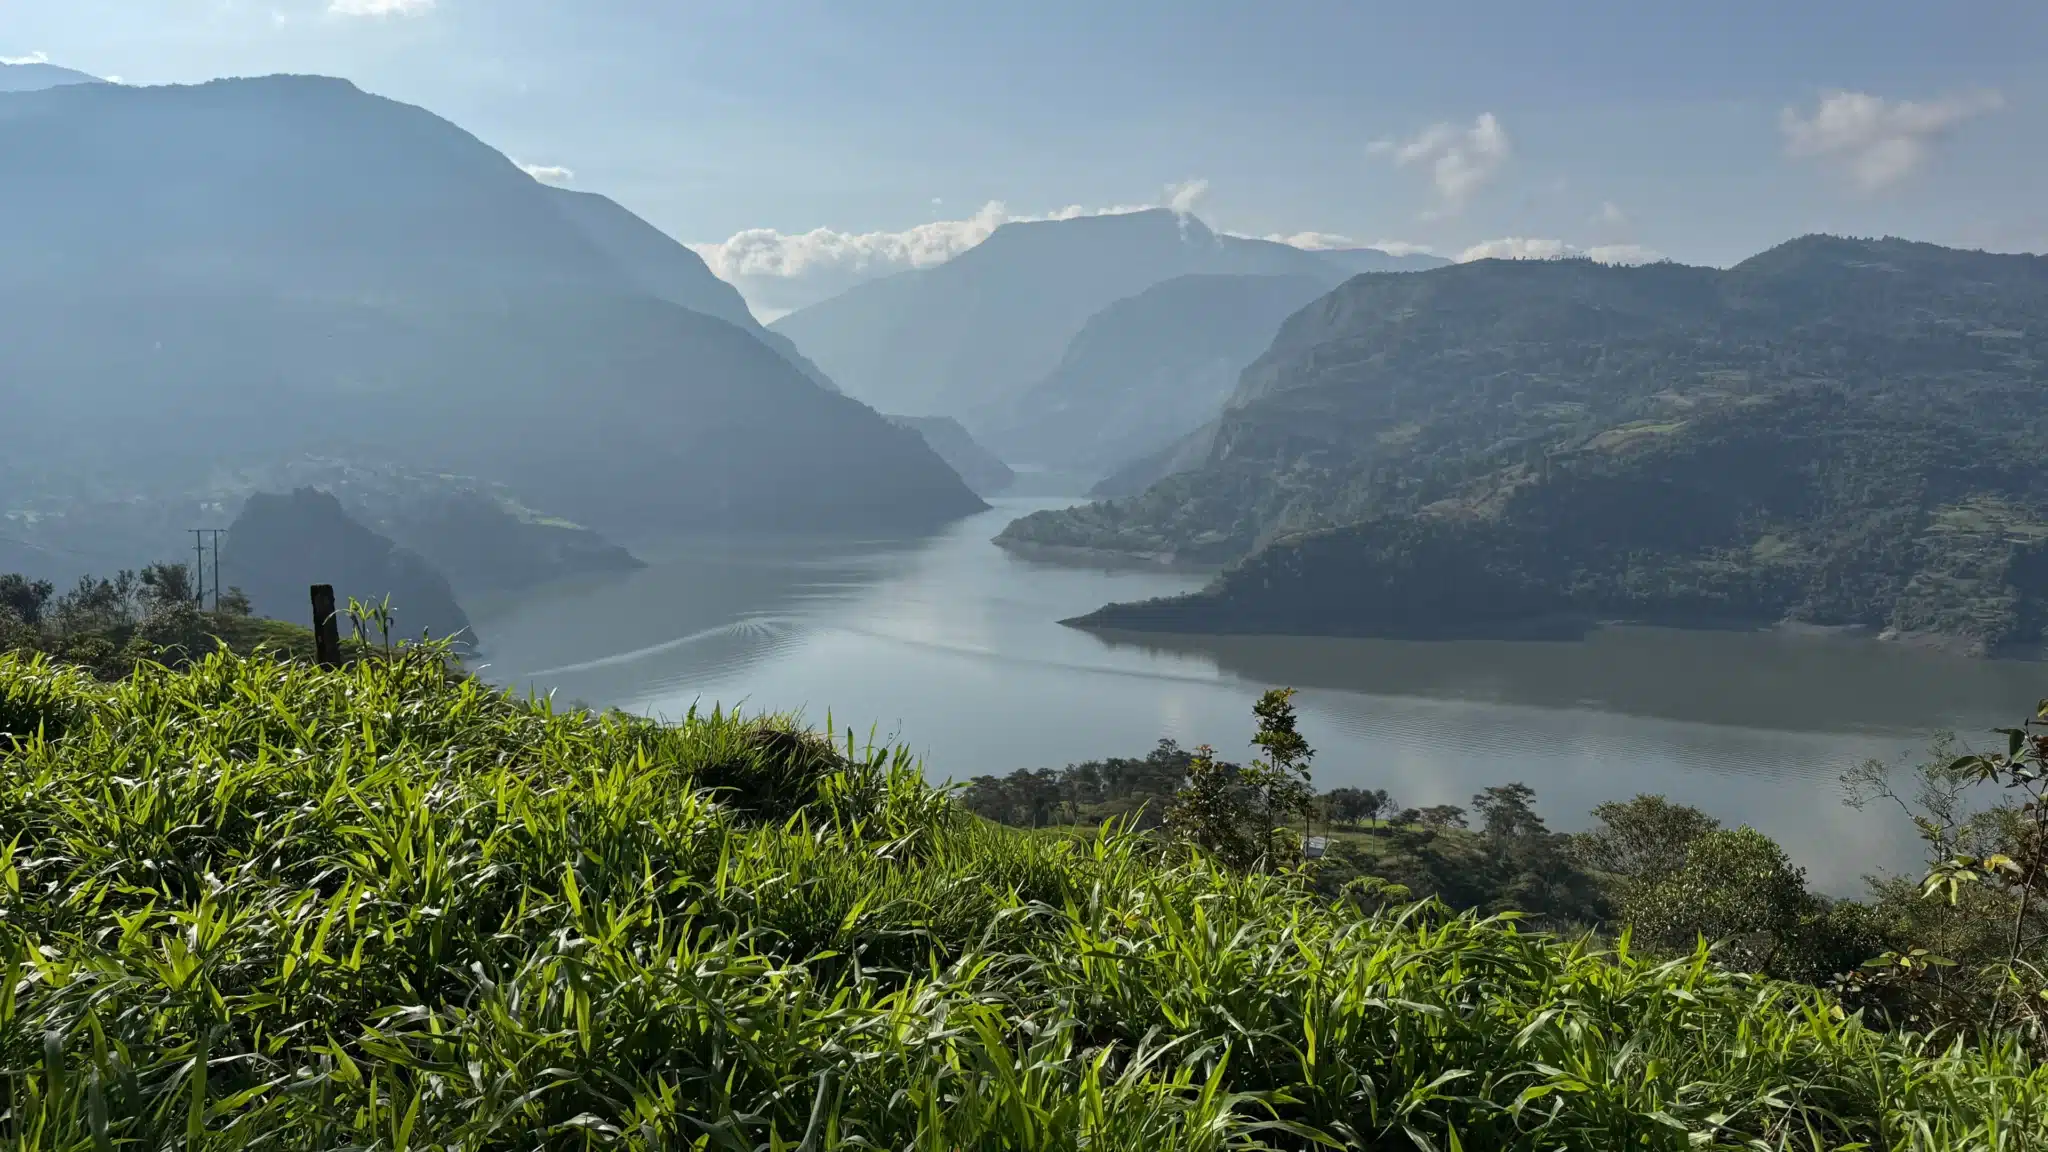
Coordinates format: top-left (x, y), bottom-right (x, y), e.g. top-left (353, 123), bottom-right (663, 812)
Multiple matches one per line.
top-left (1, 649), bottom-right (2044, 1147)
top-left (1003, 239), bottom-right (2048, 649)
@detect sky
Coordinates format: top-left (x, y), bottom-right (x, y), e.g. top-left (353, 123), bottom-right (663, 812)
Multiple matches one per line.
top-left (8, 0), bottom-right (2046, 318)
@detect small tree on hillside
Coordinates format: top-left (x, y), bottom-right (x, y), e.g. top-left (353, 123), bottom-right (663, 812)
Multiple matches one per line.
top-left (1165, 744), bottom-right (1267, 872)
top-left (1621, 827), bottom-right (1811, 975)
top-left (1573, 794), bottom-right (1722, 881)
top-left (1325, 786), bottom-right (1395, 827)
top-left (1166, 688), bottom-right (1319, 872)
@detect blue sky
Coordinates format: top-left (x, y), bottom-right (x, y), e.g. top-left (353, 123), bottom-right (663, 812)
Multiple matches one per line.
top-left (8, 0), bottom-right (2045, 316)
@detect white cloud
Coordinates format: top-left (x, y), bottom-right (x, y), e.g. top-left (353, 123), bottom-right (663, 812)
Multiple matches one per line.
top-left (1254, 231), bottom-right (1439, 258)
top-left (1163, 177), bottom-right (1210, 215)
top-left (519, 162), bottom-right (575, 185)
top-left (1583, 243), bottom-right (1664, 265)
top-left (1, 50), bottom-right (50, 65)
top-left (1372, 113), bottom-right (1510, 218)
top-left (1458, 237), bottom-right (1568, 262)
top-left (1595, 201), bottom-right (1628, 228)
top-left (1781, 89), bottom-right (2002, 192)
top-left (1457, 237), bottom-right (1664, 264)
top-left (329, 0), bottom-right (434, 15)
top-left (1261, 230), bottom-right (1357, 250)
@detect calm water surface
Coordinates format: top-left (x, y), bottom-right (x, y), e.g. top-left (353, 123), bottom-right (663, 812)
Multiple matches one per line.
top-left (473, 499), bottom-right (2047, 893)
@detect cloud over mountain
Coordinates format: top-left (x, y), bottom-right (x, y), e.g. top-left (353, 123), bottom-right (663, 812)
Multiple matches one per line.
top-left (691, 184), bottom-right (1238, 318)
top-left (1781, 89), bottom-right (2002, 192)
top-left (1372, 113), bottom-right (1511, 218)
top-left (518, 162), bottom-right (575, 185)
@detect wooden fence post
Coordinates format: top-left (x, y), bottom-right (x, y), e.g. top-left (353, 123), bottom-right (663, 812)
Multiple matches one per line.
top-left (311, 584), bottom-right (342, 669)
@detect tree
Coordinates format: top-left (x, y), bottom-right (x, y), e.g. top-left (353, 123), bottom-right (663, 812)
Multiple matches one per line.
top-left (1324, 787), bottom-right (1394, 827)
top-left (1247, 688), bottom-right (1316, 846)
top-left (1164, 744), bottom-right (1268, 872)
top-left (1846, 710), bottom-right (2048, 1048)
top-left (219, 586), bottom-right (254, 617)
top-left (0, 607), bottom-right (37, 654)
top-left (1413, 805), bottom-right (1468, 830)
top-left (0, 574), bottom-right (54, 627)
top-left (139, 562), bottom-right (197, 610)
top-left (1573, 794), bottom-right (1721, 881)
top-left (1472, 782), bottom-right (1545, 843)
top-left (1620, 827), bottom-right (1811, 974)
top-left (1165, 688), bottom-right (1320, 873)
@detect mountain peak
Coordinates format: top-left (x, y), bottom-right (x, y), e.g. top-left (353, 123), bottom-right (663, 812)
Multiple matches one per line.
top-left (0, 60), bottom-right (104, 93)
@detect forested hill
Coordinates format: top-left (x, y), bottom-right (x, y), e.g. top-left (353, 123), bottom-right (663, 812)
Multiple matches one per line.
top-left (1006, 237), bottom-right (2048, 651)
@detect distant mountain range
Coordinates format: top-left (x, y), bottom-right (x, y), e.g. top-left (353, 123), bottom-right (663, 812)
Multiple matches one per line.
top-left (0, 61), bottom-right (99, 93)
top-left (981, 273), bottom-right (1342, 474)
top-left (1011, 238), bottom-right (2048, 656)
top-left (0, 75), bottom-right (983, 536)
top-left (770, 209), bottom-right (1444, 421)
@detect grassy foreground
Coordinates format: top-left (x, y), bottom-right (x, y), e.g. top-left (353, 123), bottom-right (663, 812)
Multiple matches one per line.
top-left (0, 651), bottom-right (2044, 1149)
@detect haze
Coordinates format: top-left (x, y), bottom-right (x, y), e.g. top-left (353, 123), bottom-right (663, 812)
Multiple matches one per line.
top-left (9, 0), bottom-right (2044, 318)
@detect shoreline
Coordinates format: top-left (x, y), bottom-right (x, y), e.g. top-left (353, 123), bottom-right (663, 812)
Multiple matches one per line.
top-left (1065, 607), bottom-right (2040, 662)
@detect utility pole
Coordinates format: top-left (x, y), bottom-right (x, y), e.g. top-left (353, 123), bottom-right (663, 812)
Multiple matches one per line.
top-left (192, 530), bottom-right (207, 607)
top-left (189, 528), bottom-right (227, 611)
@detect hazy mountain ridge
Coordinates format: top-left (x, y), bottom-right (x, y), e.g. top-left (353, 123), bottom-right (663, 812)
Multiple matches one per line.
top-left (769, 209), bottom-right (1373, 419)
top-left (1011, 237), bottom-right (2048, 650)
top-left (0, 61), bottom-right (100, 93)
top-left (886, 416), bottom-right (1015, 495)
top-left (983, 273), bottom-right (1342, 474)
top-left (0, 75), bottom-right (984, 536)
top-left (543, 186), bottom-right (840, 391)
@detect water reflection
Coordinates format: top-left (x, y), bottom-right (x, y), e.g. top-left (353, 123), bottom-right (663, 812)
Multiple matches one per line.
top-left (473, 499), bottom-right (2044, 894)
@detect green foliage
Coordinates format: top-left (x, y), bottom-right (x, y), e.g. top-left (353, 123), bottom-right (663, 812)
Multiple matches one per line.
top-left (1619, 827), bottom-right (1815, 975)
top-left (1, 651), bottom-right (2044, 1147)
top-left (1321, 786), bottom-right (1395, 827)
top-left (1, 565), bottom-right (330, 678)
top-left (1166, 689), bottom-right (1318, 873)
top-left (959, 737), bottom-right (1196, 827)
top-left (1846, 708), bottom-right (2048, 1049)
top-left (1573, 794), bottom-right (1723, 881)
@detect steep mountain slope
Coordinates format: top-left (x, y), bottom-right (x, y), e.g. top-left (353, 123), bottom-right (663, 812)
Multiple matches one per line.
top-left (0, 62), bottom-right (99, 92)
top-left (984, 273), bottom-right (1340, 474)
top-left (1072, 391), bottom-right (2048, 654)
top-left (768, 210), bottom-right (1352, 419)
top-left (222, 488), bottom-right (476, 647)
top-left (0, 76), bottom-right (983, 534)
top-left (543, 186), bottom-right (839, 391)
top-left (886, 416), bottom-right (1015, 495)
top-left (1013, 238), bottom-right (2048, 650)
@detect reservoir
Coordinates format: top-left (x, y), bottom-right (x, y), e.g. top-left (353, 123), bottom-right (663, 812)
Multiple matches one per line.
top-left (474, 498), bottom-right (2047, 894)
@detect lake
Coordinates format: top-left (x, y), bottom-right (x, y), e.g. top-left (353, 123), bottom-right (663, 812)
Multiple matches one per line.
top-left (472, 498), bottom-right (2048, 894)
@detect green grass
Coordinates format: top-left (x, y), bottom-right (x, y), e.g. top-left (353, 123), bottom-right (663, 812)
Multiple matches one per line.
top-left (1, 650), bottom-right (2045, 1148)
